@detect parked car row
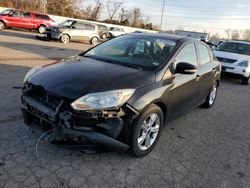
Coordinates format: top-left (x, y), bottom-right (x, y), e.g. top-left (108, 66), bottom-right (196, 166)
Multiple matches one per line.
top-left (0, 8), bottom-right (127, 45)
top-left (45, 19), bottom-right (127, 44)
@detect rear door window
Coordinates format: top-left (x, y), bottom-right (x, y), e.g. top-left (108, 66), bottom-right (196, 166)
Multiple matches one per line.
top-left (23, 12), bottom-right (31, 18)
top-left (84, 24), bottom-right (95, 30)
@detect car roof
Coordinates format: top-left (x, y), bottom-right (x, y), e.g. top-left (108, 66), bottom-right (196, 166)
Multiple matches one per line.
top-left (126, 32), bottom-right (195, 43)
top-left (10, 9), bottom-right (49, 16)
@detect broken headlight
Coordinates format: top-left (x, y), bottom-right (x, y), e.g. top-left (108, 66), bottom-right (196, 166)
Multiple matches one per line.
top-left (71, 89), bottom-right (135, 111)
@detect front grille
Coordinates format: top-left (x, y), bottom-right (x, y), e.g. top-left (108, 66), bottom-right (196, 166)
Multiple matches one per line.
top-left (222, 66), bottom-right (234, 71)
top-left (22, 83), bottom-right (64, 110)
top-left (216, 57), bottom-right (237, 64)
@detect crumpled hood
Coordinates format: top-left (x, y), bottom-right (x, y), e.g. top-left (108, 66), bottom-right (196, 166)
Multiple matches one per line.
top-left (27, 56), bottom-right (155, 99)
top-left (214, 51), bottom-right (250, 61)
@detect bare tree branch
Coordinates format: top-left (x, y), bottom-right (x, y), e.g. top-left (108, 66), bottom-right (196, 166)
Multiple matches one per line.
top-left (107, 0), bottom-right (123, 20)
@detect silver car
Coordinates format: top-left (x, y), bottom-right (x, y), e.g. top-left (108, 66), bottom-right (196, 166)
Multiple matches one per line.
top-left (47, 20), bottom-right (100, 45)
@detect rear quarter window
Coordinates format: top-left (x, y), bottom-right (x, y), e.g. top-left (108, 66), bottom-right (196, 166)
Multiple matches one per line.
top-left (35, 14), bottom-right (50, 20)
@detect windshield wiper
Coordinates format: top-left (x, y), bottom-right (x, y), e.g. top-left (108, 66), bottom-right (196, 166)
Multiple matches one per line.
top-left (119, 63), bottom-right (142, 70)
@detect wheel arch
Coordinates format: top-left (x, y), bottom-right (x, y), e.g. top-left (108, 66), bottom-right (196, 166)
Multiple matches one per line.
top-left (0, 20), bottom-right (6, 26)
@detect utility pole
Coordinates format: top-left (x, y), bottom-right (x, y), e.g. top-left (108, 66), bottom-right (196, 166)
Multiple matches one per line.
top-left (160, 0), bottom-right (166, 31)
top-left (41, 0), bottom-right (47, 13)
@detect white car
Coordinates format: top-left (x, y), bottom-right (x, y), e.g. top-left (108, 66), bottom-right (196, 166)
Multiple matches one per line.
top-left (109, 27), bottom-right (125, 38)
top-left (214, 41), bottom-right (250, 85)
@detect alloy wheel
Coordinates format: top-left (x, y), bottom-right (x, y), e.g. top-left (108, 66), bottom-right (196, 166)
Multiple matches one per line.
top-left (91, 37), bottom-right (99, 45)
top-left (61, 35), bottom-right (70, 43)
top-left (209, 84), bottom-right (217, 106)
top-left (137, 113), bottom-right (160, 151)
top-left (38, 26), bottom-right (46, 34)
top-left (0, 22), bottom-right (5, 30)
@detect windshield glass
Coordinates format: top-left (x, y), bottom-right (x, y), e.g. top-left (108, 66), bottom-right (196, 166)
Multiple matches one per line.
top-left (59, 20), bottom-right (75, 27)
top-left (217, 42), bottom-right (250, 55)
top-left (0, 9), bottom-right (13, 15)
top-left (83, 35), bottom-right (177, 70)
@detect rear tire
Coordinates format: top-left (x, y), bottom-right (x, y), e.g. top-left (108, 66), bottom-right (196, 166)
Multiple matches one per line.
top-left (0, 21), bottom-right (5, 31)
top-left (102, 33), bottom-right (107, 39)
top-left (130, 104), bottom-right (163, 157)
top-left (38, 25), bottom-right (46, 34)
top-left (91, 37), bottom-right (99, 45)
top-left (60, 34), bottom-right (70, 44)
top-left (202, 83), bottom-right (218, 108)
top-left (241, 76), bottom-right (249, 85)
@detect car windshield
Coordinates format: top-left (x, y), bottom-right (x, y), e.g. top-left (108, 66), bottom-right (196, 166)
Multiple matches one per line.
top-left (59, 20), bottom-right (75, 27)
top-left (0, 9), bottom-right (13, 15)
top-left (217, 42), bottom-right (250, 55)
top-left (83, 35), bottom-right (177, 70)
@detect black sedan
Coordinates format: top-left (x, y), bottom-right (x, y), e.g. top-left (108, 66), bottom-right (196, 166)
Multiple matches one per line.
top-left (21, 33), bottom-right (221, 157)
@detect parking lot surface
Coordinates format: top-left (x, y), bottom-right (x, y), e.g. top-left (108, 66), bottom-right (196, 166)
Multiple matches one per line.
top-left (0, 29), bottom-right (250, 188)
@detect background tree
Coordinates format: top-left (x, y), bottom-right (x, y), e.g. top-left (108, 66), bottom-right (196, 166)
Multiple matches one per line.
top-left (210, 33), bottom-right (221, 41)
top-left (106, 0), bottom-right (123, 21)
top-left (130, 7), bottom-right (142, 27)
top-left (231, 30), bottom-right (240, 40)
top-left (243, 30), bottom-right (250, 41)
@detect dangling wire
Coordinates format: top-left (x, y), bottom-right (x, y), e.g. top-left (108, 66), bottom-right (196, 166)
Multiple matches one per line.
top-left (35, 130), bottom-right (53, 158)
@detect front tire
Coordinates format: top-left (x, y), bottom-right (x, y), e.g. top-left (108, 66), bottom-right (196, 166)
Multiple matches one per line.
top-left (38, 25), bottom-right (46, 34)
top-left (130, 104), bottom-right (163, 157)
top-left (241, 76), bottom-right (249, 85)
top-left (91, 37), bottom-right (99, 45)
top-left (0, 21), bottom-right (5, 31)
top-left (102, 33), bottom-right (107, 39)
top-left (60, 34), bottom-right (70, 44)
top-left (202, 83), bottom-right (218, 108)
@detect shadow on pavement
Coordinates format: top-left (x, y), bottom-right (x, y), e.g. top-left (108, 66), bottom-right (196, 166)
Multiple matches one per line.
top-left (0, 29), bottom-right (39, 40)
top-left (0, 41), bottom-right (83, 60)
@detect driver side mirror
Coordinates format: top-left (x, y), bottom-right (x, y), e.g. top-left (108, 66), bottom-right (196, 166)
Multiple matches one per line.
top-left (175, 62), bottom-right (197, 74)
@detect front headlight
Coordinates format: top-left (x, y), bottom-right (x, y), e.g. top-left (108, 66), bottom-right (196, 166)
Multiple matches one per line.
top-left (71, 89), bottom-right (135, 111)
top-left (238, 61), bottom-right (249, 67)
top-left (23, 66), bottom-right (42, 83)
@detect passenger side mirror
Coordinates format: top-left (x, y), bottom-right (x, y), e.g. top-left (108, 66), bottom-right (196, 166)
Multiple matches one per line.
top-left (175, 62), bottom-right (197, 74)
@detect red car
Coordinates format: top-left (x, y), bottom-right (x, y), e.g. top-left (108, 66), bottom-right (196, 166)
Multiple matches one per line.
top-left (0, 9), bottom-right (54, 33)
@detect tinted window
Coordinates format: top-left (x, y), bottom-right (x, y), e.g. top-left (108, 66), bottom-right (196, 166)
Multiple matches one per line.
top-left (197, 44), bottom-right (211, 65)
top-left (84, 36), bottom-right (177, 70)
top-left (23, 12), bottom-right (31, 18)
top-left (175, 43), bottom-right (198, 67)
top-left (35, 14), bottom-right (49, 20)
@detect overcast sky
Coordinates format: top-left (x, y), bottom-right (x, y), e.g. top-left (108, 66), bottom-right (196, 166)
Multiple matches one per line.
top-left (83, 0), bottom-right (250, 36)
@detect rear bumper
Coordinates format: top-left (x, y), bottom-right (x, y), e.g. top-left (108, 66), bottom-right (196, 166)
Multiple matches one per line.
top-left (21, 95), bottom-right (137, 151)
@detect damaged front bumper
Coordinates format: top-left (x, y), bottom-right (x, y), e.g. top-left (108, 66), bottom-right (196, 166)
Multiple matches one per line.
top-left (21, 93), bottom-right (139, 152)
